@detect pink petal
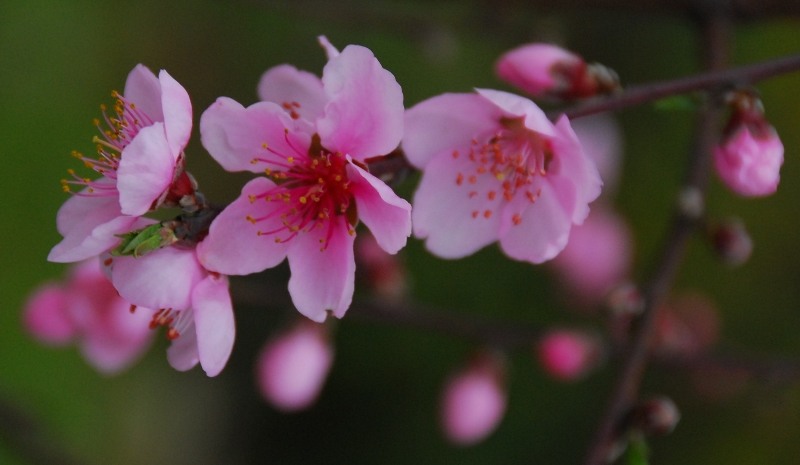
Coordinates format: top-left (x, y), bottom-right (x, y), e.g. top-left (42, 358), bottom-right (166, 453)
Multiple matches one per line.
top-left (124, 64), bottom-right (163, 123)
top-left (158, 70), bottom-right (193, 156)
top-left (109, 247), bottom-right (206, 310)
top-left (498, 181), bottom-right (571, 263)
top-left (257, 64), bottom-right (327, 121)
top-left (549, 116), bottom-right (602, 223)
top-left (403, 93), bottom-right (503, 169)
top-left (412, 153), bottom-right (502, 259)
top-left (197, 177), bottom-right (291, 275)
top-left (79, 300), bottom-right (153, 375)
top-left (347, 161), bottom-right (411, 254)
top-left (571, 114), bottom-right (623, 195)
top-left (287, 217), bottom-right (355, 322)
top-left (192, 274), bottom-right (235, 377)
top-left (23, 284), bottom-right (75, 344)
top-left (200, 97), bottom-right (311, 173)
top-left (476, 88), bottom-right (555, 138)
top-left (48, 190), bottom-right (141, 263)
top-left (317, 35), bottom-right (340, 60)
top-left (117, 123), bottom-right (176, 216)
top-left (167, 322), bottom-right (200, 372)
top-left (317, 45), bottom-right (403, 160)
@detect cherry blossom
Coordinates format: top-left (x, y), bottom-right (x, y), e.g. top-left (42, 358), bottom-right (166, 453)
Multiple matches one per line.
top-left (197, 38), bottom-right (411, 322)
top-left (49, 64), bottom-right (192, 263)
top-left (404, 89), bottom-right (602, 263)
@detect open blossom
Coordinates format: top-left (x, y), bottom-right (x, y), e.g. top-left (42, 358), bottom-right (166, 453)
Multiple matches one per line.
top-left (404, 89), bottom-right (602, 263)
top-left (197, 38), bottom-right (411, 322)
top-left (49, 64), bottom-right (192, 263)
top-left (105, 246), bottom-right (235, 377)
top-left (714, 125), bottom-right (783, 197)
top-left (256, 321), bottom-right (334, 412)
top-left (23, 260), bottom-right (154, 374)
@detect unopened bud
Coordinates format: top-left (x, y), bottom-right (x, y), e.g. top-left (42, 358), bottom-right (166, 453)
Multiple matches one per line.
top-left (628, 396), bottom-right (680, 437)
top-left (355, 233), bottom-right (408, 300)
top-left (709, 218), bottom-right (753, 266)
top-left (606, 281), bottom-right (644, 317)
top-left (537, 329), bottom-right (603, 381)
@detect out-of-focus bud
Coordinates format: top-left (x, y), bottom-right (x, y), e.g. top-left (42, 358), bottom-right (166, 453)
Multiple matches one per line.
top-left (627, 396), bottom-right (681, 437)
top-left (440, 352), bottom-right (507, 446)
top-left (653, 293), bottom-right (719, 358)
top-left (537, 329), bottom-right (604, 381)
top-left (551, 208), bottom-right (632, 308)
top-left (714, 90), bottom-right (783, 197)
top-left (22, 260), bottom-right (155, 374)
top-left (495, 43), bottom-right (620, 101)
top-left (708, 217), bottom-right (753, 267)
top-left (256, 321), bottom-right (334, 412)
top-left (355, 232), bottom-right (408, 301)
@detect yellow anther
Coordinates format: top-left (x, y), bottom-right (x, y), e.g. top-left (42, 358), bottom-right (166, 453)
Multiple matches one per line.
top-left (299, 196), bottom-right (308, 204)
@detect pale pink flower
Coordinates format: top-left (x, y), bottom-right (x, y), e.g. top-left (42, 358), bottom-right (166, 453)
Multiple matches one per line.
top-left (537, 329), bottom-right (602, 382)
top-left (551, 207), bottom-right (632, 305)
top-left (440, 354), bottom-right (507, 446)
top-left (23, 260), bottom-right (154, 374)
top-left (256, 321), bottom-right (334, 412)
top-left (714, 125), bottom-right (783, 197)
top-left (105, 246), bottom-right (235, 377)
top-left (49, 64), bottom-right (192, 263)
top-left (404, 89), bottom-right (602, 263)
top-left (495, 43), bottom-right (619, 100)
top-left (198, 38), bottom-right (411, 322)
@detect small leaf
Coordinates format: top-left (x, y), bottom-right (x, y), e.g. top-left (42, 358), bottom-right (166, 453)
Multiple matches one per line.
top-left (625, 435), bottom-right (650, 465)
top-left (653, 95), bottom-right (698, 112)
top-left (112, 223), bottom-right (177, 257)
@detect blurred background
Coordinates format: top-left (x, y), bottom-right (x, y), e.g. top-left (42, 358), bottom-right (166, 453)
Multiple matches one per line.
top-left (2, 1), bottom-right (800, 463)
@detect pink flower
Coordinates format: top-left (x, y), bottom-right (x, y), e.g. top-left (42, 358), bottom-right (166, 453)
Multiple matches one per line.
top-left (714, 125), bottom-right (783, 197)
top-left (49, 64), bottom-right (192, 263)
top-left (23, 260), bottom-right (154, 374)
top-left (197, 38), bottom-right (411, 322)
top-left (440, 353), bottom-right (507, 446)
top-left (551, 207), bottom-right (632, 306)
top-left (495, 43), bottom-right (619, 101)
top-left (537, 329), bottom-right (602, 381)
top-left (256, 321), bottom-right (334, 412)
top-left (105, 246), bottom-right (235, 377)
top-left (404, 89), bottom-right (602, 263)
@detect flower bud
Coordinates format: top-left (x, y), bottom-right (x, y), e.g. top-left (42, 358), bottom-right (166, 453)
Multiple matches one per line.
top-left (653, 293), bottom-right (719, 358)
top-left (355, 232), bottom-right (408, 300)
top-left (256, 321), bottom-right (334, 412)
top-left (714, 91), bottom-right (783, 197)
top-left (495, 43), bottom-right (620, 101)
top-left (708, 218), bottom-right (753, 267)
top-left (440, 352), bottom-right (507, 446)
top-left (628, 396), bottom-right (680, 437)
top-left (537, 329), bottom-right (603, 381)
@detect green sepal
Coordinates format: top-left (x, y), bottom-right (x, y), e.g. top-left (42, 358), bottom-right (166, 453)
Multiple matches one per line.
top-left (625, 435), bottom-right (650, 465)
top-left (112, 223), bottom-right (178, 258)
top-left (653, 95), bottom-right (699, 112)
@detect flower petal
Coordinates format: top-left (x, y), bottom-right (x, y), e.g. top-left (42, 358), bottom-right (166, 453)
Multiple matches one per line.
top-left (412, 153), bottom-right (502, 259)
top-left (23, 284), bottom-right (75, 344)
top-left (403, 93), bottom-right (502, 168)
top-left (317, 45), bottom-right (403, 160)
top-left (159, 70), bottom-right (193, 156)
top-left (109, 247), bottom-right (205, 310)
top-left (117, 123), bottom-right (175, 216)
top-left (167, 321), bottom-right (200, 372)
top-left (192, 275), bottom-right (235, 377)
top-left (197, 177), bottom-right (291, 275)
top-left (124, 64), bottom-right (163, 123)
top-left (200, 97), bottom-right (311, 173)
top-left (287, 217), bottom-right (355, 322)
top-left (257, 64), bottom-right (327, 121)
top-left (476, 88), bottom-right (555, 138)
top-left (549, 116), bottom-right (602, 223)
top-left (347, 161), bottom-right (411, 254)
top-left (318, 35), bottom-right (340, 60)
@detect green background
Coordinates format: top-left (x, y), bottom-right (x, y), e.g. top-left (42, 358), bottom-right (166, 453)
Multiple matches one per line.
top-left (2, 1), bottom-right (800, 463)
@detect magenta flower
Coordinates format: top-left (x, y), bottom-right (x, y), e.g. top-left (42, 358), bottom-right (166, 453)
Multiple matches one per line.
top-left (256, 321), bottom-right (334, 412)
top-left (197, 38), bottom-right (411, 322)
top-left (105, 246), bottom-right (235, 377)
top-left (537, 329), bottom-right (603, 382)
top-left (49, 64), bottom-right (192, 263)
top-left (23, 260), bottom-right (154, 374)
top-left (714, 125), bottom-right (783, 197)
top-left (404, 89), bottom-right (602, 263)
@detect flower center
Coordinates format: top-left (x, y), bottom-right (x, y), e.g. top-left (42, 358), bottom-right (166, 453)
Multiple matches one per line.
top-left (61, 91), bottom-right (153, 196)
top-left (247, 132), bottom-right (356, 248)
top-left (454, 119), bottom-right (552, 225)
top-left (148, 307), bottom-right (193, 341)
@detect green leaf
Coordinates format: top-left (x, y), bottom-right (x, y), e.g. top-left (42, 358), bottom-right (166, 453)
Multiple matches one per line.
top-left (653, 95), bottom-right (698, 112)
top-left (112, 223), bottom-right (177, 257)
top-left (625, 435), bottom-right (650, 465)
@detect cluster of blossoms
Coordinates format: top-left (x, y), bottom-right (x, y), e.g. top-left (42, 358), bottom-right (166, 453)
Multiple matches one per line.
top-left (26, 36), bottom-right (784, 446)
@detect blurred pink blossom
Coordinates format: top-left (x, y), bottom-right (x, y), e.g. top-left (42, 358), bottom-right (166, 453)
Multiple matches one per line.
top-left (537, 329), bottom-right (602, 381)
top-left (355, 232), bottom-right (408, 300)
top-left (714, 125), bottom-right (783, 197)
top-left (256, 321), bottom-right (334, 412)
top-left (404, 89), bottom-right (602, 263)
top-left (440, 353), bottom-right (507, 445)
top-left (571, 114), bottom-right (624, 195)
top-left (198, 37), bottom-right (410, 322)
top-left (23, 260), bottom-right (154, 374)
top-left (49, 64), bottom-right (193, 263)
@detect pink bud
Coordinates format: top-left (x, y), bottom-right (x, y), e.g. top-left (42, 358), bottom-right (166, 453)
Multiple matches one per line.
top-left (537, 329), bottom-right (602, 381)
top-left (256, 321), bottom-right (334, 412)
top-left (440, 353), bottom-right (507, 446)
top-left (495, 43), bottom-right (619, 100)
top-left (709, 218), bottom-right (753, 266)
top-left (714, 125), bottom-right (783, 197)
